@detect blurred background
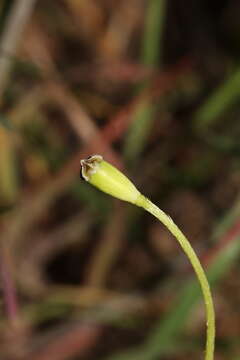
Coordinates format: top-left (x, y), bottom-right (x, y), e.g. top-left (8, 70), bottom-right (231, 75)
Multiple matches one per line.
top-left (0, 0), bottom-right (240, 359)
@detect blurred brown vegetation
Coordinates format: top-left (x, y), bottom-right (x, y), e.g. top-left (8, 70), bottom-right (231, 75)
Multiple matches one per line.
top-left (0, 1), bottom-right (240, 359)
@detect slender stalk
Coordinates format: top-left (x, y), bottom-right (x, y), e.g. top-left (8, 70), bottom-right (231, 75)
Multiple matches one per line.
top-left (136, 194), bottom-right (215, 360)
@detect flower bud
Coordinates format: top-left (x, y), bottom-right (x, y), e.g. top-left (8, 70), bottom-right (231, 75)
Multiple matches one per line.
top-left (80, 155), bottom-right (140, 204)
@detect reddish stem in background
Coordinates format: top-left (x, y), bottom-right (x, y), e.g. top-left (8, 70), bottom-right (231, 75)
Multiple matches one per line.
top-left (202, 220), bottom-right (240, 267)
top-left (28, 324), bottom-right (101, 360)
top-left (0, 248), bottom-right (19, 327)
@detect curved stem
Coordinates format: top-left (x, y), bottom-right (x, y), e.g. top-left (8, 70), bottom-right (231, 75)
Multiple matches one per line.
top-left (136, 195), bottom-right (215, 360)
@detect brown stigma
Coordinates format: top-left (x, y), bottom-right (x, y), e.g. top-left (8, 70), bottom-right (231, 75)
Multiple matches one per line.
top-left (80, 155), bottom-right (103, 181)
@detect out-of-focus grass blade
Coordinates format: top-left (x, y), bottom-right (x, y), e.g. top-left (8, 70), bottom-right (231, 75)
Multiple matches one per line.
top-left (0, 126), bottom-right (18, 204)
top-left (123, 100), bottom-right (155, 163)
top-left (194, 67), bottom-right (240, 130)
top-left (211, 195), bottom-right (240, 243)
top-left (141, 0), bottom-right (166, 67)
top-left (124, 0), bottom-right (166, 163)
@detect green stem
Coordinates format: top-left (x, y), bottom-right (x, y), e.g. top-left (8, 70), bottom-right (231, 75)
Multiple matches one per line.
top-left (135, 194), bottom-right (215, 360)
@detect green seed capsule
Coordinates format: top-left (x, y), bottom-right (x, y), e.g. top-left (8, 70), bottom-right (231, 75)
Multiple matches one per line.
top-left (80, 155), bottom-right (140, 204)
